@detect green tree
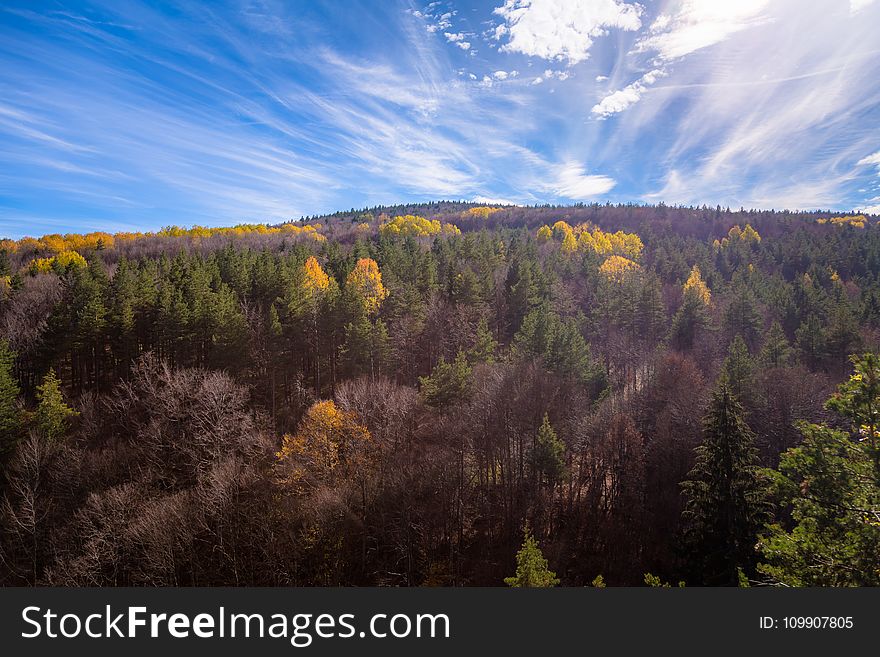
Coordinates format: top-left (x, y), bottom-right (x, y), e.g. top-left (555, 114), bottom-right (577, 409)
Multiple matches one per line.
top-left (760, 321), bottom-right (792, 367)
top-left (531, 413), bottom-right (565, 486)
top-left (670, 291), bottom-right (708, 351)
top-left (722, 336), bottom-right (754, 408)
top-left (468, 316), bottom-right (497, 364)
top-left (759, 354), bottom-right (880, 586)
top-left (504, 529), bottom-right (559, 587)
top-left (796, 313), bottom-right (826, 368)
top-left (419, 351), bottom-right (472, 408)
top-left (35, 368), bottom-right (77, 441)
top-left (680, 382), bottom-right (769, 585)
top-left (0, 339), bottom-right (21, 454)
top-left (723, 287), bottom-right (763, 350)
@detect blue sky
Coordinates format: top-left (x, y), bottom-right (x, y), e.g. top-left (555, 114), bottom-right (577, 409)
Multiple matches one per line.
top-left (2, 0), bottom-right (880, 238)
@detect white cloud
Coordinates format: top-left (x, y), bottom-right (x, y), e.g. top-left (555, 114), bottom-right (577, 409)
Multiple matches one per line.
top-left (550, 162), bottom-right (616, 198)
top-left (595, 74), bottom-right (608, 81)
top-left (592, 84), bottom-right (643, 117)
top-left (542, 69), bottom-right (570, 81)
top-left (592, 69), bottom-right (665, 118)
top-left (635, 0), bottom-right (771, 61)
top-left (493, 0), bottom-right (642, 65)
top-left (857, 150), bottom-right (880, 171)
top-left (472, 195), bottom-right (519, 205)
top-left (851, 0), bottom-right (878, 13)
top-left (860, 204), bottom-right (880, 215)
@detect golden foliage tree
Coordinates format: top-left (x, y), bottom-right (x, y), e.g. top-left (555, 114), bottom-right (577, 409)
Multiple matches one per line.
top-left (683, 264), bottom-right (711, 306)
top-left (302, 256), bottom-right (330, 296)
top-left (276, 400), bottom-right (372, 491)
top-left (599, 255), bottom-right (641, 284)
top-left (346, 258), bottom-right (388, 315)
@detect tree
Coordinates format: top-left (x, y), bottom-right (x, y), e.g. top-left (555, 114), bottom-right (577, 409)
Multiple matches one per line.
top-left (531, 413), bottom-right (565, 486)
top-left (760, 321), bottom-right (792, 367)
top-left (680, 382), bottom-right (768, 585)
top-left (276, 400), bottom-right (372, 491)
top-left (504, 529), bottom-right (559, 587)
top-left (796, 313), bottom-right (826, 368)
top-left (683, 265), bottom-right (711, 306)
top-left (346, 258), bottom-right (388, 315)
top-left (670, 292), bottom-right (708, 351)
top-left (0, 339), bottom-right (21, 454)
top-left (723, 287), bottom-right (762, 350)
top-left (759, 354), bottom-right (880, 586)
top-left (34, 368), bottom-right (76, 441)
top-left (419, 351), bottom-right (472, 408)
top-left (468, 316), bottom-right (497, 364)
top-left (722, 336), bottom-right (754, 408)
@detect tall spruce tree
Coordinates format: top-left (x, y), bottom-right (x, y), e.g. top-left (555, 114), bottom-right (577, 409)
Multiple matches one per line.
top-left (35, 368), bottom-right (77, 442)
top-left (504, 529), bottom-right (559, 587)
top-left (680, 381), bottom-right (768, 585)
top-left (0, 339), bottom-right (21, 454)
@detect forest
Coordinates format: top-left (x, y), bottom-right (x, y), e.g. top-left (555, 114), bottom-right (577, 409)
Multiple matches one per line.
top-left (1, 201), bottom-right (879, 586)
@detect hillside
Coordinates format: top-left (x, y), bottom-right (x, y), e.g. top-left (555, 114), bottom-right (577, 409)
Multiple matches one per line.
top-left (1, 201), bottom-right (879, 586)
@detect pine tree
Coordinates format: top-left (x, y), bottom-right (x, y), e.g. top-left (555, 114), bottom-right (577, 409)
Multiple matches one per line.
top-left (760, 321), bottom-right (792, 367)
top-left (419, 351), bottom-right (472, 408)
top-left (504, 529), bottom-right (559, 587)
top-left (35, 368), bottom-right (77, 441)
top-left (760, 354), bottom-right (880, 586)
top-left (468, 316), bottom-right (497, 364)
top-left (531, 413), bottom-right (565, 486)
top-left (680, 382), bottom-right (768, 585)
top-left (0, 339), bottom-right (21, 454)
top-left (723, 287), bottom-right (763, 350)
top-left (722, 336), bottom-right (754, 408)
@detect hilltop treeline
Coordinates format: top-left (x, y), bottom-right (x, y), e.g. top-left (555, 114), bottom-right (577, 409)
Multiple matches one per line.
top-left (1, 202), bottom-right (878, 586)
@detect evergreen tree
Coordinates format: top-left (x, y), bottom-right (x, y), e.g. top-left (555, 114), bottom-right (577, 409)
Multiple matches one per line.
top-left (722, 336), bottom-right (755, 408)
top-left (680, 382), bottom-right (768, 585)
top-left (723, 287), bottom-right (763, 350)
top-left (35, 368), bottom-right (77, 441)
top-left (504, 529), bottom-right (559, 587)
top-left (795, 313), bottom-right (826, 368)
top-left (419, 351), bottom-right (472, 408)
top-left (759, 354), bottom-right (880, 586)
top-left (468, 316), bottom-right (497, 364)
top-left (670, 292), bottom-right (708, 351)
top-left (760, 321), bottom-right (792, 367)
top-left (531, 413), bottom-right (565, 486)
top-left (0, 339), bottom-right (21, 454)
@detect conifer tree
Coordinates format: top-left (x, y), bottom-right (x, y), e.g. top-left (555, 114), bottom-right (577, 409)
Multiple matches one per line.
top-left (680, 382), bottom-right (768, 585)
top-left (419, 351), bottom-right (472, 408)
top-left (760, 354), bottom-right (880, 586)
top-left (504, 529), bottom-right (559, 587)
top-left (0, 339), bottom-right (21, 454)
top-left (722, 336), bottom-right (755, 408)
top-left (760, 321), bottom-right (792, 367)
top-left (35, 368), bottom-right (77, 441)
top-left (531, 413), bottom-right (565, 486)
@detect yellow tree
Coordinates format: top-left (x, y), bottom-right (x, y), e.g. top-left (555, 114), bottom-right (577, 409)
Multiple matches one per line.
top-left (302, 256), bottom-right (330, 297)
top-left (561, 230), bottom-right (578, 255)
top-left (599, 255), bottom-right (641, 284)
top-left (276, 400), bottom-right (372, 491)
top-left (346, 258), bottom-right (388, 315)
top-left (536, 225), bottom-right (553, 242)
top-left (683, 265), bottom-right (711, 306)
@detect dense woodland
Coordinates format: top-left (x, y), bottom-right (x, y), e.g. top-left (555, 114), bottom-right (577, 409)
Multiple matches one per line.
top-left (1, 201), bottom-right (879, 586)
